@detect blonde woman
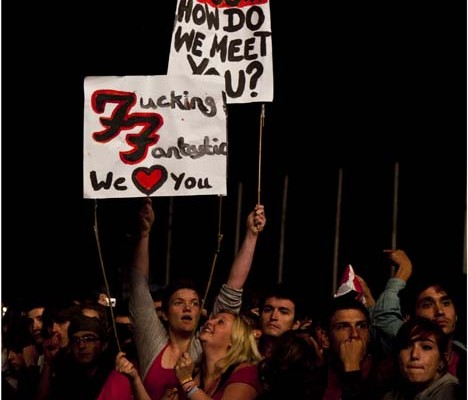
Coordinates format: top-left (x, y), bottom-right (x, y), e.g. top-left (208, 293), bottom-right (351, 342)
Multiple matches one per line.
top-left (115, 311), bottom-right (262, 400)
top-left (174, 310), bottom-right (263, 400)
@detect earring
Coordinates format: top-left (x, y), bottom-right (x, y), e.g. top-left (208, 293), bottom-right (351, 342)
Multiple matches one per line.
top-left (437, 364), bottom-right (444, 372)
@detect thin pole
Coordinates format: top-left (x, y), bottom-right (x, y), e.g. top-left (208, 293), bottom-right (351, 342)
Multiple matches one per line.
top-left (391, 162), bottom-right (399, 249)
top-left (202, 196), bottom-right (224, 308)
top-left (165, 197), bottom-right (174, 286)
top-left (93, 200), bottom-right (121, 353)
top-left (257, 104), bottom-right (265, 204)
top-left (187, 196), bottom-right (223, 354)
top-left (278, 175), bottom-right (288, 283)
top-left (390, 162), bottom-right (400, 277)
top-left (332, 168), bottom-right (343, 295)
top-left (234, 182), bottom-right (243, 254)
top-left (464, 207), bottom-right (467, 274)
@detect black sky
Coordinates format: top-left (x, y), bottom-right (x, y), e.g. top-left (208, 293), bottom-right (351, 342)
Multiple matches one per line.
top-left (2, 2), bottom-right (467, 331)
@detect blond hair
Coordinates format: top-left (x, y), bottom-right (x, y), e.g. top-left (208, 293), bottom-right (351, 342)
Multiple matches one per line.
top-left (212, 310), bottom-right (263, 376)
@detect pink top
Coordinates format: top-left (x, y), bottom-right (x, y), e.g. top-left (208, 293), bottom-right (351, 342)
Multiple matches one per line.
top-left (189, 364), bottom-right (261, 400)
top-left (215, 364), bottom-right (260, 399)
top-left (97, 345), bottom-right (180, 400)
top-left (96, 370), bottom-right (133, 400)
top-left (144, 343), bottom-right (180, 399)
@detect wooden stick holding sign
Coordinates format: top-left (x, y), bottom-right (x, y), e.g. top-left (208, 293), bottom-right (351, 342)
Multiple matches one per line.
top-left (390, 161), bottom-right (400, 277)
top-left (202, 195), bottom-right (224, 309)
top-left (257, 104), bottom-right (265, 205)
top-left (93, 199), bottom-right (121, 353)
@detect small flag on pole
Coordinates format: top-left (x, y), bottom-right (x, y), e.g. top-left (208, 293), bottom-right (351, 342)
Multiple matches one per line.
top-left (334, 265), bottom-right (366, 304)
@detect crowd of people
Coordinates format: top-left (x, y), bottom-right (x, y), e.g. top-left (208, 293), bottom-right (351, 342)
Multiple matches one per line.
top-left (2, 198), bottom-right (466, 399)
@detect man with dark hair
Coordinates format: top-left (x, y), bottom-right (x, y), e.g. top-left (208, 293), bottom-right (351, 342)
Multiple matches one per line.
top-left (320, 295), bottom-right (393, 400)
top-left (257, 282), bottom-right (304, 358)
top-left (23, 298), bottom-right (47, 372)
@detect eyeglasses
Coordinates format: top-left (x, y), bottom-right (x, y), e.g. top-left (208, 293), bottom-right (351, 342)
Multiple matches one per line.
top-left (71, 335), bottom-right (100, 345)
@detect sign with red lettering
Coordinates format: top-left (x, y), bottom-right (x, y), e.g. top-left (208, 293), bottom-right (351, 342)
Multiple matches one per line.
top-left (83, 75), bottom-right (227, 199)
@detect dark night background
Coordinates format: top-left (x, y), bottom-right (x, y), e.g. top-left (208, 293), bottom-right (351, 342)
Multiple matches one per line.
top-left (2, 2), bottom-right (467, 337)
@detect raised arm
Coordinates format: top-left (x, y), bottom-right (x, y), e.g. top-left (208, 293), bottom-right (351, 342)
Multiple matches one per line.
top-left (129, 197), bottom-right (169, 380)
top-left (132, 197), bottom-right (154, 279)
top-left (371, 249), bottom-right (413, 348)
top-left (226, 204), bottom-right (266, 289)
top-left (212, 204), bottom-right (266, 315)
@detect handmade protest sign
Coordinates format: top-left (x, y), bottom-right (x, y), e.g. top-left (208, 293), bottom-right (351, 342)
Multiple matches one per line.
top-left (83, 74), bottom-right (227, 198)
top-left (168, 0), bottom-right (273, 104)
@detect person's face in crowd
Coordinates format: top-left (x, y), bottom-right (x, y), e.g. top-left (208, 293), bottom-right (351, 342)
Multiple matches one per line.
top-left (47, 320), bottom-right (71, 348)
top-left (329, 308), bottom-right (370, 357)
top-left (7, 349), bottom-right (26, 372)
top-left (116, 315), bottom-right (134, 344)
top-left (154, 300), bottom-right (166, 321)
top-left (398, 333), bottom-right (443, 386)
top-left (314, 326), bottom-right (330, 350)
top-left (97, 293), bottom-right (113, 307)
top-left (260, 297), bottom-right (299, 337)
top-left (199, 312), bottom-right (234, 350)
top-left (26, 307), bottom-right (45, 345)
top-left (415, 285), bottom-right (457, 336)
top-left (166, 289), bottom-right (201, 334)
top-left (70, 331), bottom-right (104, 365)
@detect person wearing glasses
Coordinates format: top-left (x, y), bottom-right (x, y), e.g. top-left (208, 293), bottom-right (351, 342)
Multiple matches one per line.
top-left (36, 314), bottom-right (114, 400)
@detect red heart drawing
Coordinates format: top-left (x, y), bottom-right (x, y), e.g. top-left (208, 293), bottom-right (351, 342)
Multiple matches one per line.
top-left (132, 165), bottom-right (168, 195)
